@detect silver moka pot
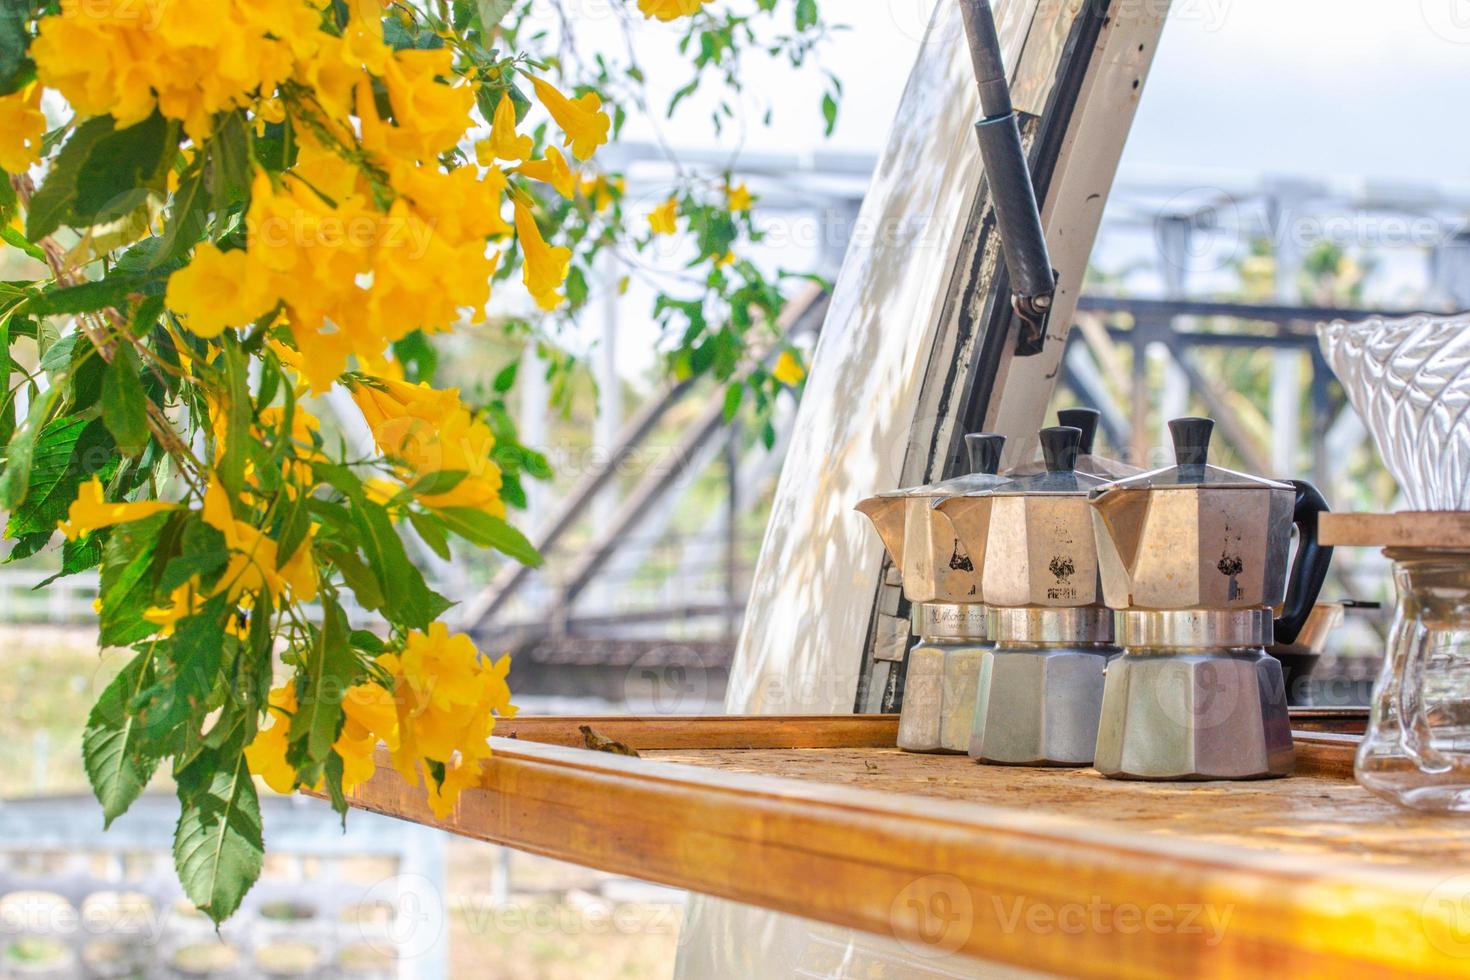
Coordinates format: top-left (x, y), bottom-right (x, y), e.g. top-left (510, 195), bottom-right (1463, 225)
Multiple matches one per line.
top-left (1088, 417), bottom-right (1333, 780)
top-left (939, 426), bottom-right (1119, 766)
top-left (856, 434), bottom-right (1007, 753)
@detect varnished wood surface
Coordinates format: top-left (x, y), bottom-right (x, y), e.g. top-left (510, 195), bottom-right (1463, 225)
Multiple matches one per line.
top-left (498, 713), bottom-right (900, 749)
top-left (1321, 510), bottom-right (1470, 548)
top-left (324, 716), bottom-right (1470, 977)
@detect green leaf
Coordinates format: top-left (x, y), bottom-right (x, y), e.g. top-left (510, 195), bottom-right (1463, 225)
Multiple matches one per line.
top-left (216, 340), bottom-right (252, 497)
top-left (722, 381), bottom-right (744, 421)
top-left (75, 113), bottom-right (172, 225)
top-left (29, 114), bottom-right (172, 239)
top-left (0, 2), bottom-right (26, 93)
top-left (491, 359), bottom-right (518, 393)
top-left (29, 275), bottom-right (148, 317)
top-left (163, 595), bottom-right (230, 711)
top-left (36, 533), bottom-right (104, 586)
top-left (173, 748), bottom-right (264, 924)
top-left (821, 91), bottom-right (839, 137)
top-left (5, 417), bottom-right (116, 537)
top-left (0, 224), bottom-right (46, 261)
top-left (98, 512), bottom-right (174, 648)
top-left (405, 469), bottom-right (467, 498)
top-left (352, 497), bottom-right (451, 629)
top-left (435, 507), bottom-right (541, 566)
top-left (408, 509), bottom-right (452, 562)
top-left (103, 346), bottom-right (151, 456)
top-left (390, 330), bottom-right (437, 385)
top-left (320, 543), bottom-right (384, 612)
top-left (273, 488), bottom-right (310, 570)
top-left (83, 650), bottom-right (160, 828)
top-left (795, 0), bottom-right (818, 31)
top-left (0, 173), bottom-right (15, 228)
top-left (37, 333), bottom-right (79, 374)
top-left (477, 0), bottom-right (515, 30)
top-left (0, 379), bottom-right (63, 508)
top-left (289, 600), bottom-right (359, 765)
top-left (150, 167), bottom-right (207, 269)
top-left (208, 111), bottom-right (252, 213)
top-left (26, 117), bottom-right (113, 240)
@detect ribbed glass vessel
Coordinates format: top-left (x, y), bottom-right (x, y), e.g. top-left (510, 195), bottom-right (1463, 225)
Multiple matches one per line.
top-left (1320, 313), bottom-right (1470, 810)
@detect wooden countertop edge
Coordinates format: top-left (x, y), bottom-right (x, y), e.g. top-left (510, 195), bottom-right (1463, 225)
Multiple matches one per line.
top-left (1321, 511), bottom-right (1470, 548)
top-left (308, 723), bottom-right (1465, 977)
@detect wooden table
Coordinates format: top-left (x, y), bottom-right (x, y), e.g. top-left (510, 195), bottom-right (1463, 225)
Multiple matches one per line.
top-left (325, 714), bottom-right (1470, 977)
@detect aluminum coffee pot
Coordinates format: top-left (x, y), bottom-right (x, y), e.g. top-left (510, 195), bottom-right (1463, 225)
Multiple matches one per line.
top-left (857, 434), bottom-right (1007, 754)
top-left (1088, 417), bottom-right (1331, 632)
top-left (939, 426), bottom-right (1119, 767)
top-left (941, 426), bottom-right (1111, 608)
top-left (854, 433), bottom-right (1008, 604)
top-left (1088, 417), bottom-right (1334, 780)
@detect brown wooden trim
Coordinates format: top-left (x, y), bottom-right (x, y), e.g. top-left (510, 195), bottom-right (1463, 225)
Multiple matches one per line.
top-left (316, 722), bottom-right (1467, 977)
top-left (1321, 511), bottom-right (1470, 548)
top-left (1292, 732), bottom-right (1359, 779)
top-left (498, 713), bottom-right (899, 750)
top-left (1288, 707), bottom-right (1368, 736)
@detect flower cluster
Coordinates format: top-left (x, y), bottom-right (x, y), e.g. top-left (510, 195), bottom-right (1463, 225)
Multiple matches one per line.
top-left (377, 624), bottom-right (516, 818)
top-left (246, 623), bottom-right (517, 820)
top-left (351, 374), bottom-right (506, 517)
top-left (32, 0), bottom-right (320, 140)
top-left (33, 0), bottom-right (616, 393)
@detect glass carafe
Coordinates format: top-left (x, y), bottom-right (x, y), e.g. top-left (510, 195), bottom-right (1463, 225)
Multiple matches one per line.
top-left (1357, 549), bottom-right (1470, 810)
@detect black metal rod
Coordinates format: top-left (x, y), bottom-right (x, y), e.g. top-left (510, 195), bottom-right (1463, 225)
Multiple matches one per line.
top-left (957, 0), bottom-right (1056, 314)
top-left (958, 0), bottom-right (1013, 118)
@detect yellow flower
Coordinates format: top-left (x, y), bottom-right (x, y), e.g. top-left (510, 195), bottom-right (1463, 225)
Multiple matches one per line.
top-left (725, 181), bottom-right (752, 212)
top-left (637, 0), bottom-right (712, 21)
top-left (529, 75), bottom-right (609, 162)
top-left (515, 146), bottom-right (576, 199)
top-left (166, 242), bottom-right (276, 338)
top-left (201, 473), bottom-right (316, 602)
top-left (247, 680), bottom-right (399, 795)
top-left (245, 688), bottom-right (298, 795)
top-left (143, 579), bottom-right (205, 636)
top-left (365, 47), bottom-right (475, 161)
top-left (351, 375), bottom-right (506, 516)
top-left (716, 251), bottom-right (735, 267)
top-left (476, 93), bottom-right (531, 163)
top-left (375, 626), bottom-right (515, 817)
top-left (648, 195), bottom-right (678, 236)
top-left (579, 175), bottom-right (623, 213)
top-left (513, 197), bottom-right (572, 311)
top-left (425, 754), bottom-right (484, 820)
top-left (57, 477), bottom-right (177, 541)
top-left (0, 83), bottom-right (45, 174)
top-left (773, 350), bottom-right (806, 386)
top-left (338, 681), bottom-right (399, 792)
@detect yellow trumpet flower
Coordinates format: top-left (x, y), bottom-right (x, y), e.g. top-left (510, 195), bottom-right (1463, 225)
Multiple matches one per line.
top-left (57, 478), bottom-right (178, 541)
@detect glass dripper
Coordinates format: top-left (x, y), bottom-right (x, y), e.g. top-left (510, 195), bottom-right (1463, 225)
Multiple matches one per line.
top-left (1320, 313), bottom-right (1470, 810)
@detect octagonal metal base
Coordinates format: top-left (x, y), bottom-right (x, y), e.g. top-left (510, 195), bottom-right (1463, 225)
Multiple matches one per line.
top-left (969, 645), bottom-right (1114, 766)
top-left (1093, 648), bottom-right (1295, 780)
top-left (897, 642), bottom-right (986, 753)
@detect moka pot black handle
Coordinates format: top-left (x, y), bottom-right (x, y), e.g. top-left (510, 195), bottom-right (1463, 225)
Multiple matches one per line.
top-left (1274, 479), bottom-right (1334, 646)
